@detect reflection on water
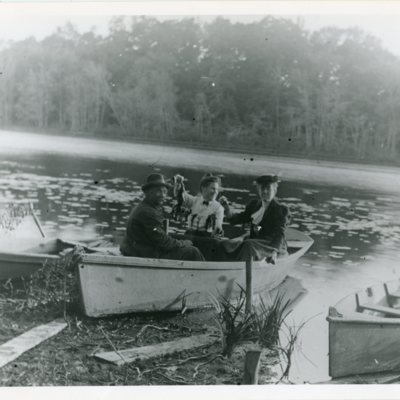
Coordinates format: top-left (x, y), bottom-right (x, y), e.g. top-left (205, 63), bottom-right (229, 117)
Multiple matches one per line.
top-left (1, 151), bottom-right (400, 383)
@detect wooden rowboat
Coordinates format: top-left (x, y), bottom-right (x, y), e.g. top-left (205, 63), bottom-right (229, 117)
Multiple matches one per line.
top-left (0, 239), bottom-right (62, 280)
top-left (0, 209), bottom-right (57, 279)
top-left (0, 238), bottom-right (87, 280)
top-left (78, 228), bottom-right (313, 317)
top-left (327, 279), bottom-right (400, 379)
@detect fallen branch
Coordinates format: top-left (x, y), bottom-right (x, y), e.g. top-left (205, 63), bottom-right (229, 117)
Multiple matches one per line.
top-left (157, 372), bottom-right (190, 385)
top-left (98, 326), bottom-right (128, 365)
top-left (193, 354), bottom-right (224, 379)
top-left (176, 352), bottom-right (216, 366)
top-left (135, 324), bottom-right (171, 340)
top-left (140, 351), bottom-right (217, 377)
top-left (0, 298), bottom-right (26, 303)
top-left (98, 325), bottom-right (146, 382)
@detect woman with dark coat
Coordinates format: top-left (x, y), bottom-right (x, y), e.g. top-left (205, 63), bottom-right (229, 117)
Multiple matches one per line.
top-left (220, 175), bottom-right (291, 263)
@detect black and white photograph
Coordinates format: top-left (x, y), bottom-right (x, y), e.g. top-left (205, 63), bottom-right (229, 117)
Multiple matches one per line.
top-left (0, 1), bottom-right (400, 396)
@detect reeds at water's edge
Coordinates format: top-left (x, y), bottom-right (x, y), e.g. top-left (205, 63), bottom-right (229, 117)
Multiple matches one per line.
top-left (0, 203), bottom-right (30, 233)
top-left (210, 285), bottom-right (302, 363)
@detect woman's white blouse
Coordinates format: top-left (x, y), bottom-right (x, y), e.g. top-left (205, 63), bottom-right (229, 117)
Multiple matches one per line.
top-left (250, 203), bottom-right (267, 225)
top-left (182, 192), bottom-right (224, 233)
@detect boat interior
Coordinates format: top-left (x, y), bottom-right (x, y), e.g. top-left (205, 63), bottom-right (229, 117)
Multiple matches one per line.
top-left (333, 280), bottom-right (400, 319)
top-left (21, 238), bottom-right (98, 256)
top-left (9, 228), bottom-right (312, 265)
top-left (354, 282), bottom-right (400, 318)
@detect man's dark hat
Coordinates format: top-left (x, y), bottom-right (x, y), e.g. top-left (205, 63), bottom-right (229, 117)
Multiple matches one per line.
top-left (142, 173), bottom-right (171, 191)
top-left (255, 175), bottom-right (281, 185)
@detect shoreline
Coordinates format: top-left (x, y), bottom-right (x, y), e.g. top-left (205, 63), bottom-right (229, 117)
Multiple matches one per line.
top-left (1, 129), bottom-right (400, 194)
top-left (3, 126), bottom-right (400, 172)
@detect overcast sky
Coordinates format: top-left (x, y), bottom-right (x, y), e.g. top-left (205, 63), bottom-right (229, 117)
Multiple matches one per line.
top-left (1, 3), bottom-right (400, 56)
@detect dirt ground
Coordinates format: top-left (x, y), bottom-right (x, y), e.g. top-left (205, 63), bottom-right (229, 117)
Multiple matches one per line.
top-left (0, 258), bottom-right (283, 386)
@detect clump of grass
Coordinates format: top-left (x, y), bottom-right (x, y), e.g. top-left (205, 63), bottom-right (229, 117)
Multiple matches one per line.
top-left (211, 287), bottom-right (294, 358)
top-left (252, 294), bottom-right (292, 349)
top-left (210, 287), bottom-right (258, 358)
top-left (0, 203), bottom-right (29, 233)
top-left (1, 246), bottom-right (84, 318)
top-left (277, 321), bottom-right (306, 382)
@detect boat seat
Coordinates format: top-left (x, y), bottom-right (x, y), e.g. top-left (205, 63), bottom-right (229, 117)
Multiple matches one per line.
top-left (358, 303), bottom-right (400, 318)
top-left (383, 283), bottom-right (400, 308)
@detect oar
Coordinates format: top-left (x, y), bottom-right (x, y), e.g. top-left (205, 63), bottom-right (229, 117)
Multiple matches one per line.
top-left (29, 202), bottom-right (46, 238)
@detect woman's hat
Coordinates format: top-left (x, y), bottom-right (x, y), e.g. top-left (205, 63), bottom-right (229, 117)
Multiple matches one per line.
top-left (255, 175), bottom-right (281, 185)
top-left (141, 173), bottom-right (172, 191)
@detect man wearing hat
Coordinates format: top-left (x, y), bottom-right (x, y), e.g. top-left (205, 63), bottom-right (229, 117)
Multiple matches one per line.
top-left (120, 173), bottom-right (205, 261)
top-left (220, 174), bottom-right (291, 264)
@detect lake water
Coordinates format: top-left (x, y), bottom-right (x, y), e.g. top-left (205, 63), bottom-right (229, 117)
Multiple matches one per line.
top-left (1, 130), bottom-right (400, 383)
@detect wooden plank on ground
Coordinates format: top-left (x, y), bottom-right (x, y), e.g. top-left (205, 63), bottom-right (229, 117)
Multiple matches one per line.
top-left (95, 334), bottom-right (217, 366)
top-left (0, 319), bottom-right (67, 368)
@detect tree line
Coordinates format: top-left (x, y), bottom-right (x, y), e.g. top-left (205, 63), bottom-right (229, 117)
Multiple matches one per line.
top-left (0, 16), bottom-right (399, 162)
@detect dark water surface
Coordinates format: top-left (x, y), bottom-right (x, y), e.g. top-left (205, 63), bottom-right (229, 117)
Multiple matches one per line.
top-left (1, 152), bottom-right (399, 264)
top-left (1, 137), bottom-right (400, 383)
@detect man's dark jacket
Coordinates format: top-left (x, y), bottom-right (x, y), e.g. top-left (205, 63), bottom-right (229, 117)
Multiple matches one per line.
top-left (227, 198), bottom-right (291, 253)
top-left (120, 199), bottom-right (188, 258)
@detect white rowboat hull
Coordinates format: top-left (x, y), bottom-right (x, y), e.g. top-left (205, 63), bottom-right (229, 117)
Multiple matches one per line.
top-left (78, 229), bottom-right (313, 317)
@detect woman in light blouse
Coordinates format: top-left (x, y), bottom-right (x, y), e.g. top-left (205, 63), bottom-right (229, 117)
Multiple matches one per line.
top-left (173, 173), bottom-right (224, 237)
top-left (173, 173), bottom-right (225, 260)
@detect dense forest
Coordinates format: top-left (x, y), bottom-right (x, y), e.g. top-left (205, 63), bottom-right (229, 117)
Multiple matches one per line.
top-left (1, 16), bottom-right (400, 162)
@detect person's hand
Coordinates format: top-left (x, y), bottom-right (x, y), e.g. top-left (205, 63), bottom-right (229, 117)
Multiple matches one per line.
top-left (214, 227), bottom-right (224, 237)
top-left (182, 239), bottom-right (193, 247)
top-left (266, 250), bottom-right (278, 265)
top-left (174, 174), bottom-right (185, 184)
top-left (218, 196), bottom-right (229, 207)
top-left (173, 174), bottom-right (185, 196)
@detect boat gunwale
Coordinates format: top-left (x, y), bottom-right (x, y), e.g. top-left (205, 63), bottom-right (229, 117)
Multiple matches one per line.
top-left (80, 239), bottom-right (312, 271)
top-left (327, 314), bottom-right (400, 325)
top-left (0, 251), bottom-right (60, 262)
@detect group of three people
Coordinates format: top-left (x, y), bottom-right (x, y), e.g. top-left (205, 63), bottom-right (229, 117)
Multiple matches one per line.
top-left (120, 172), bottom-right (291, 263)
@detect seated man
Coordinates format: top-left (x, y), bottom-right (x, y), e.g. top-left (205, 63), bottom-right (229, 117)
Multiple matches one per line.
top-left (220, 174), bottom-right (291, 263)
top-left (120, 173), bottom-right (205, 261)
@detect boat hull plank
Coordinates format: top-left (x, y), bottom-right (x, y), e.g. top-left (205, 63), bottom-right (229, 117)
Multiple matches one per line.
top-left (79, 258), bottom-right (294, 316)
top-left (329, 318), bottom-right (400, 378)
